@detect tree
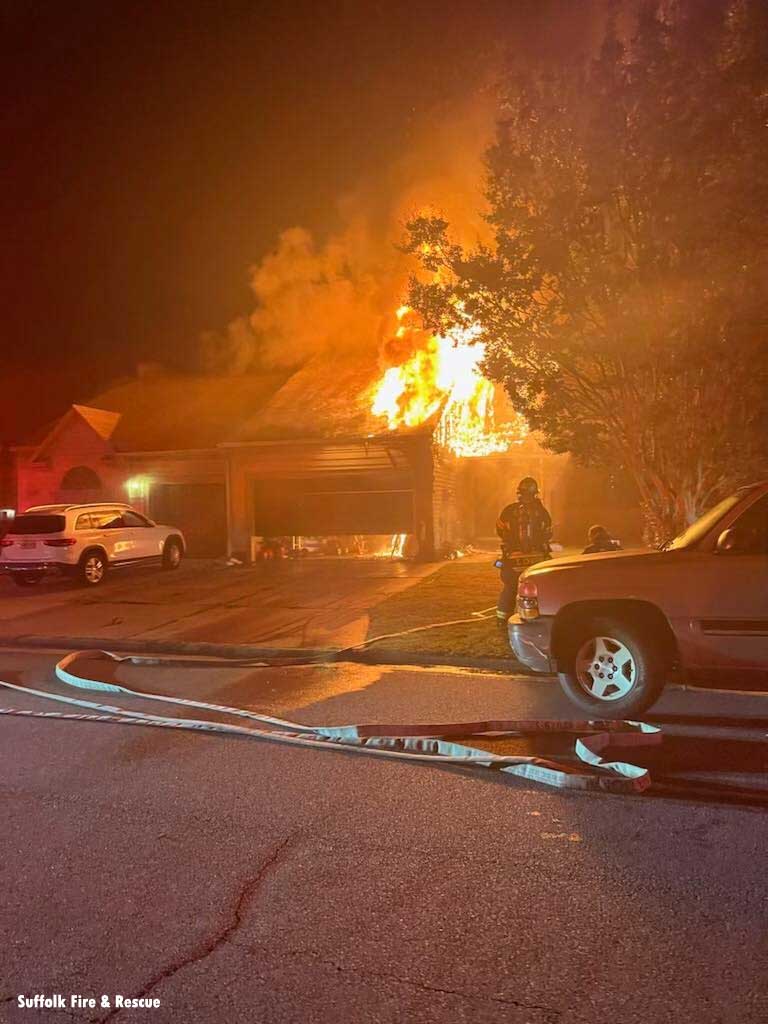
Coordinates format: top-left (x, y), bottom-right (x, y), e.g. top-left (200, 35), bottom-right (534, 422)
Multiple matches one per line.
top-left (404, 0), bottom-right (768, 540)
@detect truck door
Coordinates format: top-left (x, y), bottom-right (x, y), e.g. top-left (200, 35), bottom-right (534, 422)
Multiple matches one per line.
top-left (690, 493), bottom-right (768, 682)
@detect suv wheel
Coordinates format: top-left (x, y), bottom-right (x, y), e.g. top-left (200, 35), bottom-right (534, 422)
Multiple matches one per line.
top-left (12, 571), bottom-right (45, 587)
top-left (78, 550), bottom-right (107, 586)
top-left (558, 617), bottom-right (667, 718)
top-left (162, 538), bottom-right (183, 570)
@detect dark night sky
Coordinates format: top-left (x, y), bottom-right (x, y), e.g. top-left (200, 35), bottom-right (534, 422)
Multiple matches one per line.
top-left (1, 0), bottom-right (599, 442)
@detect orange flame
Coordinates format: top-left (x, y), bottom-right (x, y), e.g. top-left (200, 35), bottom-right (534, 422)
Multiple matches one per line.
top-left (371, 306), bottom-right (527, 457)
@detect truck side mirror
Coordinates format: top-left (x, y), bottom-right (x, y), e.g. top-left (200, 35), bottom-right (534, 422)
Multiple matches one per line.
top-left (716, 528), bottom-right (739, 553)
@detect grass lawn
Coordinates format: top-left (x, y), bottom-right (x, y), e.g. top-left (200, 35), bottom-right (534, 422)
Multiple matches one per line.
top-left (365, 558), bottom-right (512, 660)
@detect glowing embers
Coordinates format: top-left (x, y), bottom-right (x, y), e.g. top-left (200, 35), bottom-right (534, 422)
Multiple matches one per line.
top-left (371, 306), bottom-right (527, 457)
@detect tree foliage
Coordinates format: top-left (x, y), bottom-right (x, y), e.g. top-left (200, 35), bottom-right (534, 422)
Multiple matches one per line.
top-left (404, 0), bottom-right (768, 539)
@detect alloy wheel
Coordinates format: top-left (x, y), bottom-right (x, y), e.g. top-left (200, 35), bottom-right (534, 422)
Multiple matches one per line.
top-left (574, 635), bottom-right (636, 701)
top-left (84, 555), bottom-right (105, 584)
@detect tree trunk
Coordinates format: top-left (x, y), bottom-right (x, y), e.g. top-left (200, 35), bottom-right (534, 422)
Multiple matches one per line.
top-left (628, 469), bottom-right (687, 546)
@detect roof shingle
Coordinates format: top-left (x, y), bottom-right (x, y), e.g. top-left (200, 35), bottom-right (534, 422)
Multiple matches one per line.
top-left (84, 373), bottom-right (287, 451)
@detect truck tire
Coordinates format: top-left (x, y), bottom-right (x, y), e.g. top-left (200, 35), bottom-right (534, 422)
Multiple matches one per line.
top-left (557, 616), bottom-right (667, 718)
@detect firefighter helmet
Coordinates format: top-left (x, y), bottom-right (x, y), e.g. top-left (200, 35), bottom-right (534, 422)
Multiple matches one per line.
top-left (516, 477), bottom-right (539, 499)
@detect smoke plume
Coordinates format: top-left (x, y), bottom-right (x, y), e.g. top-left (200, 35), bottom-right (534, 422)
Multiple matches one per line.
top-left (199, 90), bottom-right (497, 376)
top-left (200, 0), bottom-right (624, 377)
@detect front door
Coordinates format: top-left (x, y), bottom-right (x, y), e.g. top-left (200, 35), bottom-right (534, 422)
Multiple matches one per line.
top-left (121, 510), bottom-right (160, 560)
top-left (90, 509), bottom-right (134, 563)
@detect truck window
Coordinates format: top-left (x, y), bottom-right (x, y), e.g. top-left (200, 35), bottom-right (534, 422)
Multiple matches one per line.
top-left (728, 494), bottom-right (768, 555)
top-left (666, 494), bottom-right (742, 551)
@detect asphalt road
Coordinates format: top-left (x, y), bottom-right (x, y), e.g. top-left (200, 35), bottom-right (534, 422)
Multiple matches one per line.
top-left (1, 649), bottom-right (767, 1024)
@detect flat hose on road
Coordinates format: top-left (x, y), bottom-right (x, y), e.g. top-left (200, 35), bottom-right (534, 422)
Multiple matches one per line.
top-left (0, 649), bottom-right (661, 794)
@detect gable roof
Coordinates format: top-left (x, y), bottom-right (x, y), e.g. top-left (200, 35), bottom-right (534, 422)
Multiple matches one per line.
top-left (82, 372), bottom-right (287, 452)
top-left (71, 405), bottom-right (120, 441)
top-left (31, 404), bottom-right (119, 462)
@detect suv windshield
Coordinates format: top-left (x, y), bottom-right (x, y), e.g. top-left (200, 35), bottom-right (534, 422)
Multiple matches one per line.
top-left (664, 494), bottom-right (743, 551)
top-left (10, 514), bottom-right (66, 535)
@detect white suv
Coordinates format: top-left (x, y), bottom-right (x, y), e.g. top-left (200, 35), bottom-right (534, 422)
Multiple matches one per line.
top-left (0, 503), bottom-right (185, 587)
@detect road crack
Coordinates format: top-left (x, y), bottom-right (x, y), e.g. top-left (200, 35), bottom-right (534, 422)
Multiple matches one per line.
top-left (276, 950), bottom-right (562, 1022)
top-left (98, 832), bottom-right (299, 1021)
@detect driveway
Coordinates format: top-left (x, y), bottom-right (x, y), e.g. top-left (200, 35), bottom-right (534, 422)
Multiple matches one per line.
top-left (0, 559), bottom-right (441, 650)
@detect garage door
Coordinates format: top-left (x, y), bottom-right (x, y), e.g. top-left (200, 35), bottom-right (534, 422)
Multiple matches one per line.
top-left (253, 474), bottom-right (414, 536)
top-left (151, 483), bottom-right (227, 557)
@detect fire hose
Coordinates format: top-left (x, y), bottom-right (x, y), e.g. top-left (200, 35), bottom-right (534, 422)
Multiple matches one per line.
top-left (0, 649), bottom-right (661, 794)
top-left (56, 606), bottom-right (503, 670)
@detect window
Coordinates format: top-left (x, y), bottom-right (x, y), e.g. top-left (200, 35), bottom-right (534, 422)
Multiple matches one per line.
top-left (75, 514), bottom-right (93, 530)
top-left (60, 466), bottom-right (102, 492)
top-left (9, 514), bottom-right (65, 535)
top-left (90, 510), bottom-right (123, 530)
top-left (666, 494), bottom-right (742, 551)
top-left (122, 511), bottom-right (150, 528)
top-left (728, 494), bottom-right (768, 555)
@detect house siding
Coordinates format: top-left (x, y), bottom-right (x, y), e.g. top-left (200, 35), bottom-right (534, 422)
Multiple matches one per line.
top-left (9, 396), bottom-right (636, 562)
top-left (431, 445), bottom-right (461, 555)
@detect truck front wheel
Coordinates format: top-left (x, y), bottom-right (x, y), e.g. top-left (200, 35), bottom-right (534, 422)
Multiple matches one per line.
top-left (558, 617), bottom-right (667, 718)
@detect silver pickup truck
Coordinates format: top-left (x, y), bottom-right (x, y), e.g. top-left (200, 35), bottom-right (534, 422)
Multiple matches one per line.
top-left (508, 482), bottom-right (768, 717)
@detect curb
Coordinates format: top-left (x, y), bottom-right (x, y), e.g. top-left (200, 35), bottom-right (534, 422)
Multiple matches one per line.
top-left (0, 635), bottom-right (325, 660)
top-left (0, 634), bottom-right (531, 675)
top-left (351, 648), bottom-right (531, 674)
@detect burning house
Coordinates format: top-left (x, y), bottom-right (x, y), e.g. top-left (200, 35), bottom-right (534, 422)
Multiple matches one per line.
top-left (4, 291), bottom-right (643, 559)
top-left (4, 349), bottom-right (574, 561)
top-left (4, 160), bottom-right (638, 554)
top-left (221, 303), bottom-right (571, 561)
top-left (223, 353), bottom-right (461, 561)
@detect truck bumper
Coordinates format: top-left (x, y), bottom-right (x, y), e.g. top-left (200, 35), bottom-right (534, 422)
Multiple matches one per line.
top-left (508, 615), bottom-right (555, 674)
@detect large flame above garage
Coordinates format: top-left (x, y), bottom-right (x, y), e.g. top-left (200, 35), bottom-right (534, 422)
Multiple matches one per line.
top-left (371, 305), bottom-right (528, 457)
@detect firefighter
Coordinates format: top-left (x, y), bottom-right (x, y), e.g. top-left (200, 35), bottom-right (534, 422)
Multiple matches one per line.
top-left (582, 524), bottom-right (622, 554)
top-left (495, 477), bottom-right (552, 625)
